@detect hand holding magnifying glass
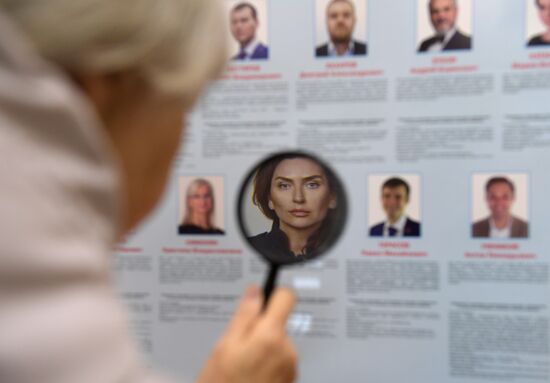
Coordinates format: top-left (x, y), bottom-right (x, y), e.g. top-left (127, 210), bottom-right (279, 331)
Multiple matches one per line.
top-left (238, 151), bottom-right (347, 307)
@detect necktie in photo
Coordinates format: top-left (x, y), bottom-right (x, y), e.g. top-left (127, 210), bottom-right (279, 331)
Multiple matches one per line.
top-left (237, 50), bottom-right (247, 60)
top-left (388, 227), bottom-right (398, 237)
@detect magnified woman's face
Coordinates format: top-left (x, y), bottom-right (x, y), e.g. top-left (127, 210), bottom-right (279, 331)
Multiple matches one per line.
top-left (188, 184), bottom-right (213, 215)
top-left (269, 158), bottom-right (336, 232)
top-left (539, 0), bottom-right (550, 29)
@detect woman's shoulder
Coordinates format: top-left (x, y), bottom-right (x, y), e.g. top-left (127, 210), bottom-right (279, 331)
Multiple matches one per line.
top-left (248, 231), bottom-right (270, 245)
top-left (248, 231), bottom-right (308, 265)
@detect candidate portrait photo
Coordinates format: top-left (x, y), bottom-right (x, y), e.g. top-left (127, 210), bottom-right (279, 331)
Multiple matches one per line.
top-left (471, 174), bottom-right (529, 239)
top-left (526, 0), bottom-right (550, 47)
top-left (227, 0), bottom-right (270, 60)
top-left (315, 0), bottom-right (368, 58)
top-left (416, 0), bottom-right (472, 53)
top-left (178, 175), bottom-right (226, 235)
top-left (368, 174), bottom-right (422, 238)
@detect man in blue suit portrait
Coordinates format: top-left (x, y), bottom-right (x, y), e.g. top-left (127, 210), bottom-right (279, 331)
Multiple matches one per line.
top-left (230, 2), bottom-right (269, 60)
top-left (369, 177), bottom-right (421, 237)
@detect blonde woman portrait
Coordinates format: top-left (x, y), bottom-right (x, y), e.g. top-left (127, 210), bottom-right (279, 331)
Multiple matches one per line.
top-left (179, 178), bottom-right (224, 235)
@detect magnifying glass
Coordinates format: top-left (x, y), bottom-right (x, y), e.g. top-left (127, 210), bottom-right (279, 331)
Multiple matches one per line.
top-left (237, 151), bottom-right (347, 307)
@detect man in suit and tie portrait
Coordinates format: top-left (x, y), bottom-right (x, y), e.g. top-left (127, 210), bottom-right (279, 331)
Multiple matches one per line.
top-left (369, 177), bottom-right (421, 237)
top-left (316, 0), bottom-right (367, 57)
top-left (230, 2), bottom-right (269, 60)
top-left (418, 0), bottom-right (471, 52)
top-left (472, 177), bottom-right (529, 239)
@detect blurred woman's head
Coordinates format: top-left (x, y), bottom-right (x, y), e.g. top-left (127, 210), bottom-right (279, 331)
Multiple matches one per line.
top-left (0, 0), bottom-right (227, 100)
top-left (0, 0), bottom-right (227, 231)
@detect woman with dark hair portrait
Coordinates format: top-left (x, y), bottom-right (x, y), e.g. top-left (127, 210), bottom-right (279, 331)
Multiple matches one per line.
top-left (178, 178), bottom-right (224, 235)
top-left (529, 0), bottom-right (550, 46)
top-left (248, 153), bottom-right (346, 265)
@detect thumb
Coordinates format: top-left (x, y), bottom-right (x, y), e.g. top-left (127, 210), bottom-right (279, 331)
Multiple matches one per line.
top-left (224, 285), bottom-right (262, 340)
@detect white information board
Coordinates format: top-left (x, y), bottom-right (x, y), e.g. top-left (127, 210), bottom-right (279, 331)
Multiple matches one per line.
top-left (115, 0), bottom-right (550, 381)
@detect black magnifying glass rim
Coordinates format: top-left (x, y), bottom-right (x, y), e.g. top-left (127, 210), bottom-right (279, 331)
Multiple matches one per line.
top-left (235, 149), bottom-right (348, 267)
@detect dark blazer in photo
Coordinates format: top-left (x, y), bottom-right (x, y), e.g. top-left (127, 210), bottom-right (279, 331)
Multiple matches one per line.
top-left (528, 35), bottom-right (550, 47)
top-left (471, 216), bottom-right (529, 238)
top-left (418, 30), bottom-right (471, 52)
top-left (315, 40), bottom-right (367, 57)
top-left (233, 43), bottom-right (269, 60)
top-left (369, 218), bottom-right (421, 237)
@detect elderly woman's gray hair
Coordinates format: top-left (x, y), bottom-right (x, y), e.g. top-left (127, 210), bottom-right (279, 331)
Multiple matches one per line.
top-left (0, 0), bottom-right (227, 104)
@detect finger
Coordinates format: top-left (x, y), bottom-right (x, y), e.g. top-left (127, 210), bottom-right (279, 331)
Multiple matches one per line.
top-left (277, 341), bottom-right (298, 383)
top-left (224, 285), bottom-right (262, 339)
top-left (262, 287), bottom-right (295, 328)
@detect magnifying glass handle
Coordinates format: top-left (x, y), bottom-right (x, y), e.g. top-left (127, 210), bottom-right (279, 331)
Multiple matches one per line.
top-left (262, 263), bottom-right (280, 310)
